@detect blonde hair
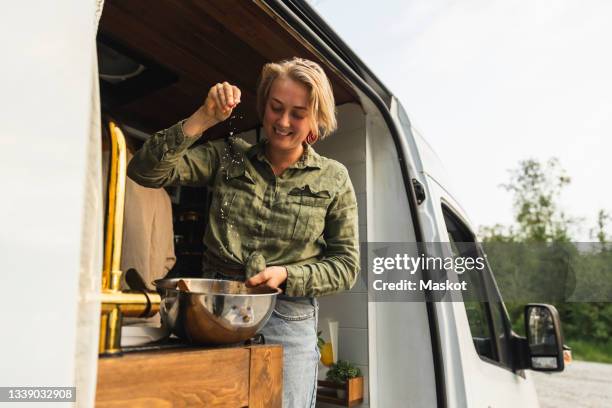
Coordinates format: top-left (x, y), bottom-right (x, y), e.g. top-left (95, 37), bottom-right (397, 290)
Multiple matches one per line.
top-left (257, 57), bottom-right (337, 139)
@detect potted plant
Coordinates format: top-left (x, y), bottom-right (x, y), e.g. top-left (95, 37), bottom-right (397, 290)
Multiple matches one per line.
top-left (325, 360), bottom-right (362, 399)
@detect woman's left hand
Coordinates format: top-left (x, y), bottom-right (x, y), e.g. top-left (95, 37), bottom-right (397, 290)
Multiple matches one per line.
top-left (245, 266), bottom-right (288, 291)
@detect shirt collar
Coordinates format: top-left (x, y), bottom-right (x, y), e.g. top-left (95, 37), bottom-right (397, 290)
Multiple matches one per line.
top-left (247, 138), bottom-right (322, 170)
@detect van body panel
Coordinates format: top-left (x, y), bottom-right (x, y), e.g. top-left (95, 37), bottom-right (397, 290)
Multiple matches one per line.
top-left (0, 0), bottom-right (102, 402)
top-left (392, 94), bottom-right (542, 407)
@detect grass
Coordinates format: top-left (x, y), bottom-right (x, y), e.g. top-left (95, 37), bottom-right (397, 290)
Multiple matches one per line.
top-left (567, 340), bottom-right (612, 364)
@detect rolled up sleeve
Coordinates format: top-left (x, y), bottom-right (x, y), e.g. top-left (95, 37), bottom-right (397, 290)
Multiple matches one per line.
top-left (285, 168), bottom-right (360, 297)
top-left (127, 120), bottom-right (220, 188)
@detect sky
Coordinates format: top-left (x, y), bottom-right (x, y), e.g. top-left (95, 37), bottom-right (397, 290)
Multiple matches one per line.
top-left (311, 0), bottom-right (612, 239)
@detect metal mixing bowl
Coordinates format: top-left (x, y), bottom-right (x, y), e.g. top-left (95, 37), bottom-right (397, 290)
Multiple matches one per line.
top-left (153, 278), bottom-right (280, 345)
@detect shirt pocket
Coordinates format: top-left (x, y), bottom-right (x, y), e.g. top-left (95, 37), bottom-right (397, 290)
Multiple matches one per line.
top-left (286, 185), bottom-right (331, 241)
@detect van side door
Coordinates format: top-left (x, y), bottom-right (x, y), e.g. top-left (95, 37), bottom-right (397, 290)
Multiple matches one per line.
top-left (437, 196), bottom-right (540, 407)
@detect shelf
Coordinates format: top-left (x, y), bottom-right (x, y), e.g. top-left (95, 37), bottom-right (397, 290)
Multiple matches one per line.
top-left (96, 344), bottom-right (282, 407)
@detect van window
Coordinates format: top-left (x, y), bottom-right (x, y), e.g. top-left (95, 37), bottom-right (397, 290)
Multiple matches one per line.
top-left (442, 206), bottom-right (512, 368)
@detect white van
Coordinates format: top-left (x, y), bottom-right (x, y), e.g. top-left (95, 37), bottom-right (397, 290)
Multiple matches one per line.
top-left (1, 1), bottom-right (565, 407)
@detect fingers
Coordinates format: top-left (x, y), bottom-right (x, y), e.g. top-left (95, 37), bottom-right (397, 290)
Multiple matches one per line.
top-left (208, 85), bottom-right (223, 113)
top-left (245, 270), bottom-right (268, 288)
top-left (245, 267), bottom-right (287, 291)
top-left (223, 82), bottom-right (234, 108)
top-left (217, 83), bottom-right (228, 110)
top-left (233, 86), bottom-right (241, 105)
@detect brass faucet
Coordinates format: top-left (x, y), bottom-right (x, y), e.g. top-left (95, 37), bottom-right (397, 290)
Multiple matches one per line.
top-left (99, 121), bottom-right (161, 356)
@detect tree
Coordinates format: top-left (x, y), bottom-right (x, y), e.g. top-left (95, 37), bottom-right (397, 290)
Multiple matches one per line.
top-left (480, 158), bottom-right (612, 344)
top-left (483, 157), bottom-right (576, 301)
top-left (500, 158), bottom-right (573, 242)
top-left (591, 209), bottom-right (610, 244)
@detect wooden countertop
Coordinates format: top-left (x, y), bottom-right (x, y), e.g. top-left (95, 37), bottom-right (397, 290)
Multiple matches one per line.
top-left (96, 344), bottom-right (282, 407)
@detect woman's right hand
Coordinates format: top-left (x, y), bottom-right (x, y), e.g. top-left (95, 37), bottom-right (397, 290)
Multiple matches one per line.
top-left (203, 82), bottom-right (242, 123)
top-left (183, 82), bottom-right (242, 138)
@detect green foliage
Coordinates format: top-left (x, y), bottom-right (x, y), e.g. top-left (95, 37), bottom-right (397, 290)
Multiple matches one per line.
top-left (561, 302), bottom-right (612, 343)
top-left (326, 360), bottom-right (362, 384)
top-left (481, 157), bottom-right (612, 362)
top-left (568, 340), bottom-right (612, 364)
top-left (478, 224), bottom-right (518, 243)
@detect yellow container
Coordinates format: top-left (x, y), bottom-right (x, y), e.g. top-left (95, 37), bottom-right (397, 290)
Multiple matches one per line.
top-left (320, 342), bottom-right (334, 366)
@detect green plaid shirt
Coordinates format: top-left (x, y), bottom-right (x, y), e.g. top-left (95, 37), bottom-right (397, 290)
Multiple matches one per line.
top-left (127, 121), bottom-right (360, 297)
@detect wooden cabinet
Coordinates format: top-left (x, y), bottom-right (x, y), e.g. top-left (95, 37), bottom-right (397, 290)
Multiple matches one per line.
top-left (96, 345), bottom-right (282, 407)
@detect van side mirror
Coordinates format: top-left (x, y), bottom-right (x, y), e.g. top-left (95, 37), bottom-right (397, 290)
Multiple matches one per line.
top-left (524, 304), bottom-right (564, 372)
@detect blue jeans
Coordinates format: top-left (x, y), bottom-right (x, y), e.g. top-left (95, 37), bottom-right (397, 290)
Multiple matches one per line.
top-left (258, 296), bottom-right (320, 408)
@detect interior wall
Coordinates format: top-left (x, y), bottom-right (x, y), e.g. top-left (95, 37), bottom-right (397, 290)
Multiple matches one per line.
top-left (312, 103), bottom-right (370, 408)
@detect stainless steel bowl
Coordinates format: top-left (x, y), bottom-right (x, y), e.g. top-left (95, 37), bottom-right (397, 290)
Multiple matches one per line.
top-left (153, 278), bottom-right (280, 345)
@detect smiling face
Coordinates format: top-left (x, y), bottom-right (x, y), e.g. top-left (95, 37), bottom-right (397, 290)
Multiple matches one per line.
top-left (263, 76), bottom-right (314, 153)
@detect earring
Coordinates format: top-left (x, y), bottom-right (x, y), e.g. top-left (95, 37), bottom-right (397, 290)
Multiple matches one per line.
top-left (306, 132), bottom-right (318, 145)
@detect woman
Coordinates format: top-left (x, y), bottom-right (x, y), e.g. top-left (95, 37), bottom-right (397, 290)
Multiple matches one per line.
top-left (128, 57), bottom-right (360, 407)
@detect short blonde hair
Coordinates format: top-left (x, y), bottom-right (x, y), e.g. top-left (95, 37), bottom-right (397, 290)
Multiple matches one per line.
top-left (257, 57), bottom-right (337, 139)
